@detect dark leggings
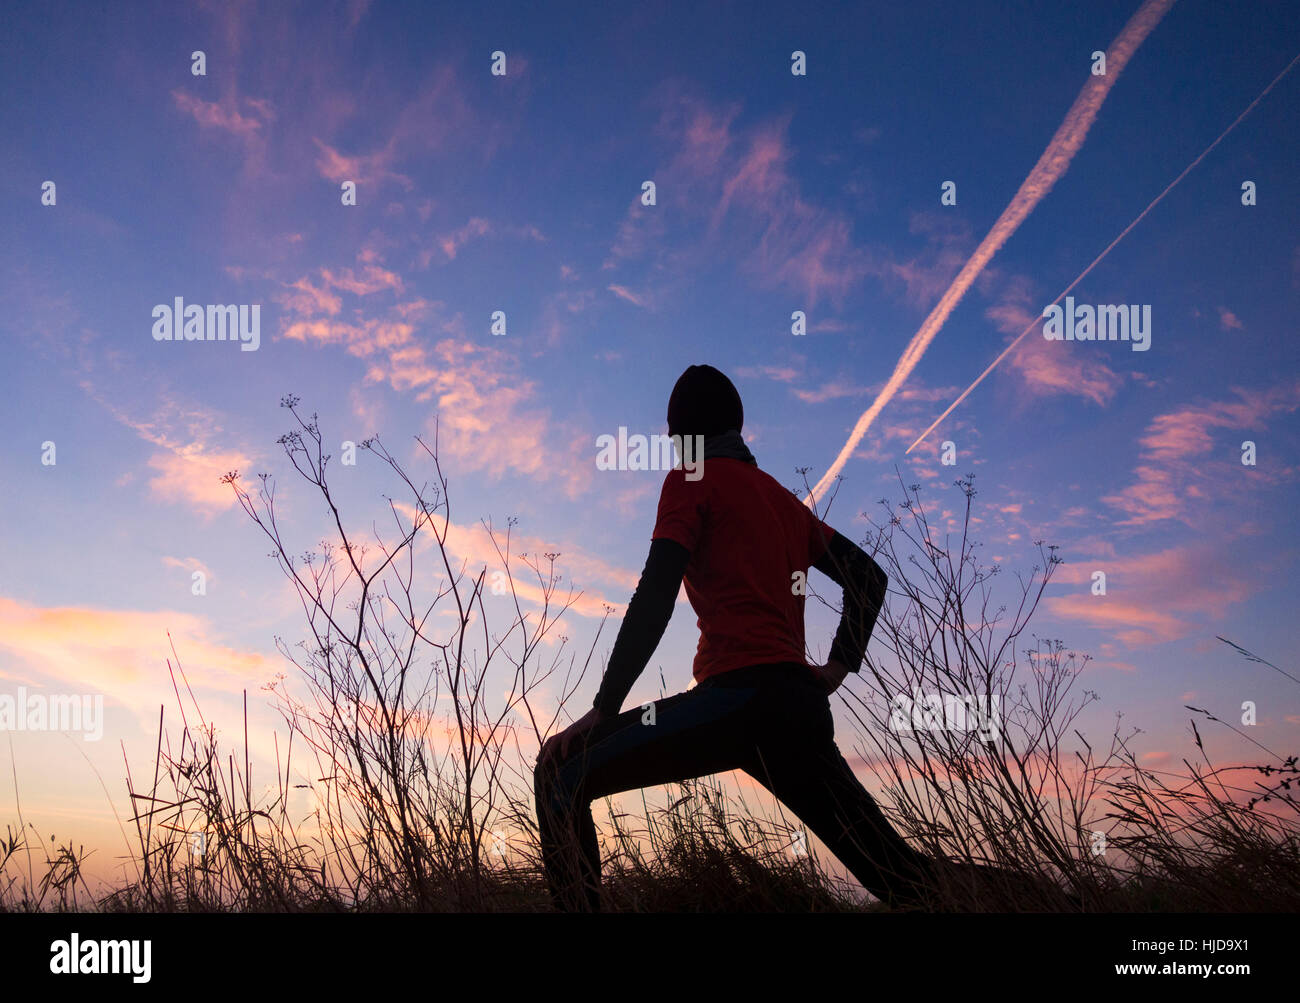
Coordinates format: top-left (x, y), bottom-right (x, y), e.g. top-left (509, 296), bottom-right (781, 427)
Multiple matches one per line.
top-left (534, 662), bottom-right (934, 910)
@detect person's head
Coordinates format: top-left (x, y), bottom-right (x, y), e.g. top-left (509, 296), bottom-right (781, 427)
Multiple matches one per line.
top-left (666, 364), bottom-right (744, 439)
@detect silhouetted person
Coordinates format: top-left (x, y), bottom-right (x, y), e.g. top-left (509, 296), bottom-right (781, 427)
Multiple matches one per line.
top-left (535, 364), bottom-right (934, 911)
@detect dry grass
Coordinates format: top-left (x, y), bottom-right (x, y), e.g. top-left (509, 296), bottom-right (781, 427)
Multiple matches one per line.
top-left (3, 405), bottom-right (1296, 913)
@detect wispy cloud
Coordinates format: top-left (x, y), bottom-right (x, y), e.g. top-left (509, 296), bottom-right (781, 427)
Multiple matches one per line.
top-left (986, 275), bottom-right (1123, 406)
top-left (607, 284), bottom-right (651, 308)
top-left (605, 89), bottom-right (871, 308)
top-left (145, 447), bottom-right (252, 513)
top-left (279, 263), bottom-right (595, 495)
top-left (793, 379), bottom-right (871, 404)
top-left (171, 90), bottom-right (273, 138)
top-left (1047, 538), bottom-right (1258, 646)
top-left (0, 598), bottom-right (272, 707)
top-left (84, 389), bottom-right (255, 515)
top-left (438, 217), bottom-right (492, 261)
top-left (313, 137), bottom-right (413, 190)
top-left (1101, 381), bottom-right (1300, 525)
top-left (162, 556), bottom-right (214, 583)
top-left (390, 505), bottom-right (636, 618)
top-left (735, 364), bottom-right (801, 383)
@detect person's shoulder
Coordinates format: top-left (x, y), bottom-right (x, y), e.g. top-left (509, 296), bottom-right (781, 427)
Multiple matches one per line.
top-left (749, 464), bottom-right (803, 501)
top-left (660, 465), bottom-right (691, 487)
top-left (751, 466), bottom-right (827, 524)
top-left (658, 464), bottom-right (705, 499)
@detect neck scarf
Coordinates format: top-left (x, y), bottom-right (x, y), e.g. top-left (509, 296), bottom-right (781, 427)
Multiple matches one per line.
top-left (701, 429), bottom-right (756, 465)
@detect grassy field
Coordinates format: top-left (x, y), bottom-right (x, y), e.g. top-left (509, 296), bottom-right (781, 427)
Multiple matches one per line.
top-left (5, 401), bottom-right (1297, 913)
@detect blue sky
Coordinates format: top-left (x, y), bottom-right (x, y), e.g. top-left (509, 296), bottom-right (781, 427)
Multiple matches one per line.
top-left (2, 0), bottom-right (1299, 887)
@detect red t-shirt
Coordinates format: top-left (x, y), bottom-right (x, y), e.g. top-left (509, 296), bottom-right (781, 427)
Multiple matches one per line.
top-left (651, 459), bottom-right (835, 684)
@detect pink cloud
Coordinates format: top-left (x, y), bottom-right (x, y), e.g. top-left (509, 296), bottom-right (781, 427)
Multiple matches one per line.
top-left (320, 264), bottom-right (404, 296)
top-left (390, 505), bottom-right (635, 619)
top-left (661, 94), bottom-right (739, 183)
top-left (278, 277), bottom-right (342, 317)
top-left (313, 137), bottom-right (412, 190)
top-left (1217, 307), bottom-right (1244, 331)
top-left (713, 118), bottom-right (872, 307)
top-left (349, 385), bottom-right (386, 435)
top-left (793, 379), bottom-right (870, 404)
top-left (420, 218), bottom-right (544, 268)
top-left (1045, 595), bottom-right (1187, 647)
top-left (605, 195), bottom-right (668, 267)
top-left (278, 273), bottom-right (593, 495)
top-left (171, 90), bottom-right (271, 137)
top-left (735, 364), bottom-right (801, 383)
top-left (1046, 540), bottom-right (1257, 647)
top-left (0, 598), bottom-right (272, 700)
top-left (439, 217), bottom-right (492, 260)
top-left (1102, 381), bottom-right (1300, 525)
top-left (146, 446), bottom-right (251, 513)
top-left (281, 316), bottom-right (418, 358)
top-left (161, 556), bottom-right (214, 583)
top-left (412, 342), bottom-right (596, 497)
top-left (536, 287), bottom-right (598, 346)
top-left (868, 213), bottom-right (972, 308)
top-left (1006, 335), bottom-right (1124, 406)
top-left (383, 63), bottom-right (511, 164)
top-left (985, 277), bottom-right (1123, 406)
top-left (607, 91), bottom-right (870, 308)
top-left (714, 122), bottom-right (789, 220)
top-left (83, 391), bottom-right (258, 515)
top-left (607, 284), bottom-right (650, 308)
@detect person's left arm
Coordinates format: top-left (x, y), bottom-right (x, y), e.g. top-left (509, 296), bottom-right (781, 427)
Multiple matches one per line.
top-left (808, 529), bottom-right (889, 693)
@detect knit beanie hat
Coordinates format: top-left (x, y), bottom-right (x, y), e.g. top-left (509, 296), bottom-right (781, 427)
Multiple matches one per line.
top-left (666, 364), bottom-right (744, 439)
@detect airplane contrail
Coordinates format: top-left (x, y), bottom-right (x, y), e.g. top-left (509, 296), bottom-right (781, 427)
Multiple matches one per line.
top-left (906, 48), bottom-right (1300, 455)
top-left (805, 0), bottom-right (1176, 507)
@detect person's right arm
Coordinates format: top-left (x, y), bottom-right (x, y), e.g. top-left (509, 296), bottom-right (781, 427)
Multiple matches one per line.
top-left (590, 538), bottom-right (689, 717)
top-left (812, 530), bottom-right (888, 674)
